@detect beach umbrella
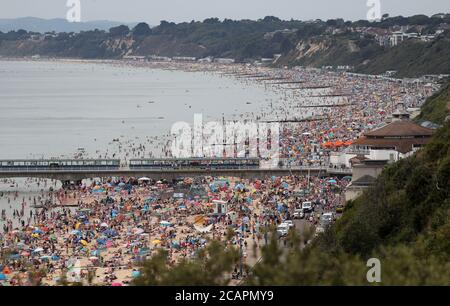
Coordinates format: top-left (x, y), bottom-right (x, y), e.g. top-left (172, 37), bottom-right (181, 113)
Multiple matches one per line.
top-left (152, 239), bottom-right (161, 244)
top-left (111, 282), bottom-right (122, 287)
top-left (89, 256), bottom-right (99, 261)
top-left (40, 255), bottom-right (51, 260)
top-left (51, 255), bottom-right (60, 261)
top-left (21, 251), bottom-right (30, 257)
top-left (132, 228), bottom-right (144, 235)
top-left (118, 182), bottom-right (126, 187)
top-left (0, 273), bottom-right (6, 281)
top-left (131, 271), bottom-right (141, 278)
top-left (9, 254), bottom-right (20, 260)
top-left (343, 176), bottom-right (352, 181)
top-left (80, 240), bottom-right (89, 246)
top-left (71, 230), bottom-right (81, 235)
top-left (33, 247), bottom-right (44, 253)
top-left (104, 229), bottom-right (118, 237)
top-left (97, 238), bottom-right (106, 245)
top-left (328, 179), bottom-right (337, 184)
top-left (138, 177), bottom-right (151, 182)
top-left (100, 223), bottom-right (109, 228)
top-left (160, 221), bottom-right (171, 227)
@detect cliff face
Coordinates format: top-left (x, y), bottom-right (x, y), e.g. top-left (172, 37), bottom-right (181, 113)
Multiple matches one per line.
top-left (0, 26), bottom-right (449, 78)
top-left (276, 36), bottom-right (362, 67)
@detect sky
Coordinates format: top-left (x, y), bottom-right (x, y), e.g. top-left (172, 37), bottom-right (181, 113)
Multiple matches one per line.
top-left (1, 0), bottom-right (449, 24)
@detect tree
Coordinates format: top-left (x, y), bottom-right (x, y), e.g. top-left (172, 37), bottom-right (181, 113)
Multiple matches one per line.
top-left (133, 23), bottom-right (152, 36)
top-left (109, 25), bottom-right (130, 36)
top-left (133, 241), bottom-right (239, 286)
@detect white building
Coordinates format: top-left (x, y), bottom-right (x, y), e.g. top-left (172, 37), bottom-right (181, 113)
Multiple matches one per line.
top-left (214, 58), bottom-right (235, 64)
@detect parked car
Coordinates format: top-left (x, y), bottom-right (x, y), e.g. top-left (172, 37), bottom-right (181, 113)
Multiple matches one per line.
top-left (282, 220), bottom-right (295, 229)
top-left (276, 224), bottom-right (289, 237)
top-left (302, 201), bottom-right (313, 213)
top-left (320, 212), bottom-right (335, 227)
top-left (293, 209), bottom-right (304, 219)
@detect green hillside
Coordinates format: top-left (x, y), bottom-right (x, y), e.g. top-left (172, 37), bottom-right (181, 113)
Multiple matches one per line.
top-left (416, 83), bottom-right (450, 124)
top-left (1, 15), bottom-right (450, 77)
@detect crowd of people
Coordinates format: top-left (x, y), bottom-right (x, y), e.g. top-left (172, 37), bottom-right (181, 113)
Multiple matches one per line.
top-left (0, 174), bottom-right (348, 286)
top-left (0, 60), bottom-right (437, 286)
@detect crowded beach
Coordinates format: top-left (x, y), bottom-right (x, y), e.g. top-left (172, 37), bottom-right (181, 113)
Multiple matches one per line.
top-left (0, 59), bottom-right (438, 286)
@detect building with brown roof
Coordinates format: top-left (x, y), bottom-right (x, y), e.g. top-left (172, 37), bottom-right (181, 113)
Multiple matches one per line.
top-left (344, 118), bottom-right (435, 202)
top-left (352, 120), bottom-right (434, 162)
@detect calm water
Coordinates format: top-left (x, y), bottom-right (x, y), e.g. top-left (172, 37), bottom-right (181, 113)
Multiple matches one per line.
top-left (0, 60), bottom-right (281, 159)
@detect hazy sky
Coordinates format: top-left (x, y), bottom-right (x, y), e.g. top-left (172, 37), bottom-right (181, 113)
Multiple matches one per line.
top-left (1, 0), bottom-right (449, 24)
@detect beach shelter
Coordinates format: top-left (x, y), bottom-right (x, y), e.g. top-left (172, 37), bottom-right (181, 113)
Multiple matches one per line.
top-left (344, 140), bottom-right (354, 146)
top-left (334, 140), bottom-right (345, 147)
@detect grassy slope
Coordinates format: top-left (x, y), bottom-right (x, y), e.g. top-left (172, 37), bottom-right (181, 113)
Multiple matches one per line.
top-left (415, 83), bottom-right (450, 124)
top-left (315, 120), bottom-right (450, 260)
top-left (355, 32), bottom-right (450, 77)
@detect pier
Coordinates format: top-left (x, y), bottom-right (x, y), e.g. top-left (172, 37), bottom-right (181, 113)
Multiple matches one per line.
top-left (0, 165), bottom-right (351, 183)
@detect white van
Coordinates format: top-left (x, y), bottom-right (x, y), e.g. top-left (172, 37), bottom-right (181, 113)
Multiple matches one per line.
top-left (302, 201), bottom-right (313, 213)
